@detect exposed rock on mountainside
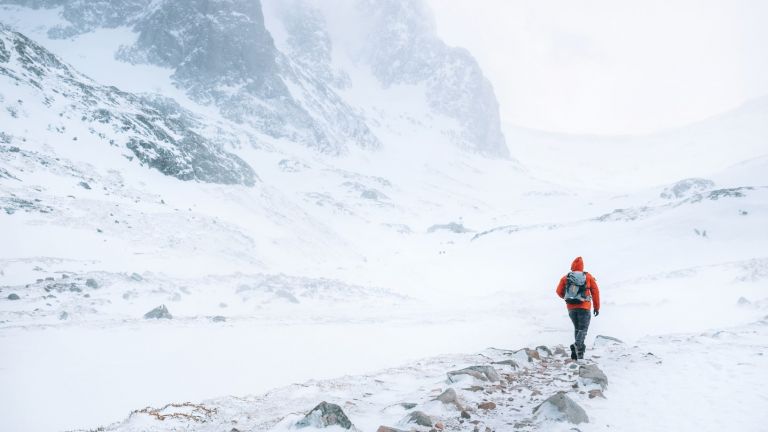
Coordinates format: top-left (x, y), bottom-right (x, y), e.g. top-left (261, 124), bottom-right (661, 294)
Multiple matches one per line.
top-left (358, 0), bottom-right (508, 158)
top-left (117, 0), bottom-right (378, 154)
top-left (0, 24), bottom-right (256, 185)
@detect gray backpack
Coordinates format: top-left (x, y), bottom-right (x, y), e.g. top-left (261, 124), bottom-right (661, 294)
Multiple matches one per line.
top-left (564, 271), bottom-right (592, 304)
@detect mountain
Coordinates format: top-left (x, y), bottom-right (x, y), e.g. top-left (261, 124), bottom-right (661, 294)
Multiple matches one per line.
top-left (1, 0), bottom-right (508, 157)
top-left (0, 24), bottom-right (256, 185)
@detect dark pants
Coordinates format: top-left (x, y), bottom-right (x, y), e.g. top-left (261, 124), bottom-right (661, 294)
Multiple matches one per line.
top-left (568, 308), bottom-right (591, 351)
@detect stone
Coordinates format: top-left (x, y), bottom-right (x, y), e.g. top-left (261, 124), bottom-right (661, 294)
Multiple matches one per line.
top-left (434, 421), bottom-right (445, 430)
top-left (144, 304), bottom-right (172, 319)
top-left (588, 389), bottom-right (605, 399)
top-left (7, 293), bottom-right (20, 300)
top-left (78, 181), bottom-right (91, 190)
top-left (85, 278), bottom-right (99, 289)
top-left (536, 345), bottom-right (553, 357)
top-left (737, 296), bottom-right (751, 306)
top-left (59, 311), bottom-right (69, 320)
top-left (296, 401), bottom-right (353, 429)
top-left (492, 359), bottom-right (519, 369)
top-left (130, 272), bottom-right (143, 281)
top-left (460, 410), bottom-right (471, 419)
top-left (447, 365), bottom-right (501, 383)
top-left (377, 427), bottom-right (407, 432)
top-left (399, 402), bottom-right (417, 410)
top-left (434, 388), bottom-right (462, 409)
top-left (533, 392), bottom-right (589, 424)
top-left (478, 401), bottom-right (496, 410)
top-left (401, 411), bottom-right (433, 427)
top-left (554, 346), bottom-right (567, 356)
top-left (211, 315), bottom-right (227, 322)
top-left (593, 335), bottom-right (624, 348)
top-left (579, 364), bottom-right (608, 390)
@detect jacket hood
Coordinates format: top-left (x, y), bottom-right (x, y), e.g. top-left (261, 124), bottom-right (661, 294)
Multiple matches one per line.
top-left (571, 256), bottom-right (584, 271)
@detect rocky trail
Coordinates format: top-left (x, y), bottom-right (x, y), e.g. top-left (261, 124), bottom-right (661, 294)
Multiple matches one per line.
top-left (85, 335), bottom-right (648, 432)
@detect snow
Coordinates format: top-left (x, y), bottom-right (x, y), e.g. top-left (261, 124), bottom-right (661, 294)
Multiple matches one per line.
top-left (1, 2), bottom-right (768, 432)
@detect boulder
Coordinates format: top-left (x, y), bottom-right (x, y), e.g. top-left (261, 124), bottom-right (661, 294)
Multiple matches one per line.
top-left (492, 359), bottom-right (519, 369)
top-left (533, 392), bottom-right (589, 424)
top-left (447, 366), bottom-right (500, 383)
top-left (579, 364), bottom-right (608, 390)
top-left (296, 402), bottom-right (353, 429)
top-left (434, 388), bottom-right (462, 409)
top-left (144, 305), bottom-right (172, 319)
top-left (401, 411), bottom-right (433, 427)
top-left (7, 293), bottom-right (20, 300)
top-left (377, 427), bottom-right (407, 432)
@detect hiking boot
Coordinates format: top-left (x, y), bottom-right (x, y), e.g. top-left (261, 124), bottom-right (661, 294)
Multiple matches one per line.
top-left (569, 344), bottom-right (578, 360)
top-left (577, 344), bottom-right (586, 360)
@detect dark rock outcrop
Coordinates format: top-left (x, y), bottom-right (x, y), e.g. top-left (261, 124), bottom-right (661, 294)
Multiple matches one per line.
top-left (144, 304), bottom-right (172, 319)
top-left (295, 401), bottom-right (353, 429)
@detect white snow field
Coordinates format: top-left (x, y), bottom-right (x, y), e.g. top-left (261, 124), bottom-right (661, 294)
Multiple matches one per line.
top-left (1, 2), bottom-right (767, 431)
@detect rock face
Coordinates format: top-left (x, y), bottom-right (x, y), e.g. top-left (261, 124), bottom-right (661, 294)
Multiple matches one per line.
top-left (447, 365), bottom-right (501, 383)
top-left (579, 364), bottom-right (608, 390)
top-left (357, 0), bottom-right (508, 158)
top-left (295, 401), bottom-right (353, 429)
top-left (117, 0), bottom-right (377, 154)
top-left (0, 24), bottom-right (256, 186)
top-left (533, 392), bottom-right (589, 424)
top-left (144, 305), bottom-right (172, 319)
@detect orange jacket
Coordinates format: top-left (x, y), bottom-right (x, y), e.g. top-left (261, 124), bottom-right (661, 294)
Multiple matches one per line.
top-left (556, 256), bottom-right (600, 311)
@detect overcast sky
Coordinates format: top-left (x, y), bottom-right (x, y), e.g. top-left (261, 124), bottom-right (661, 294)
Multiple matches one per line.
top-left (426, 0), bottom-right (768, 135)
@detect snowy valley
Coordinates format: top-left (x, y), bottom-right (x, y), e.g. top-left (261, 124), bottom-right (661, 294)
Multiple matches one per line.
top-left (0, 1), bottom-right (767, 431)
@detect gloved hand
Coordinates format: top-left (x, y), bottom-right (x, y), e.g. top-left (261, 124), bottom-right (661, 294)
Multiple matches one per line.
top-left (593, 309), bottom-right (600, 317)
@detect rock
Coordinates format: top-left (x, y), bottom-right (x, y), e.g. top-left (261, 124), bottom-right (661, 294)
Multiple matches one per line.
top-left (61, 274), bottom-right (69, 279)
top-left (447, 365), bottom-right (501, 383)
top-left (78, 181), bottom-right (91, 190)
top-left (434, 421), bottom-right (445, 430)
top-left (737, 296), bottom-right (751, 306)
top-left (399, 402), bottom-right (417, 410)
top-left (477, 401), bottom-right (496, 410)
top-left (512, 348), bottom-right (540, 363)
top-left (59, 311), bottom-right (69, 320)
top-left (130, 272), bottom-right (143, 281)
top-left (492, 359), bottom-right (519, 369)
top-left (377, 427), bottom-right (407, 432)
top-left (554, 346), bottom-right (567, 356)
top-left (434, 388), bottom-right (462, 410)
top-left (588, 389), bottom-right (605, 399)
top-left (7, 293), bottom-right (20, 300)
top-left (85, 278), bottom-right (99, 289)
top-left (460, 410), bottom-right (471, 419)
top-left (295, 401), bottom-right (353, 429)
top-left (401, 411), bottom-right (433, 427)
top-left (144, 305), bottom-right (172, 319)
top-left (211, 315), bottom-right (227, 322)
top-left (536, 345), bottom-right (553, 357)
top-left (533, 392), bottom-right (589, 424)
top-left (593, 335), bottom-right (624, 348)
top-left (579, 364), bottom-right (608, 390)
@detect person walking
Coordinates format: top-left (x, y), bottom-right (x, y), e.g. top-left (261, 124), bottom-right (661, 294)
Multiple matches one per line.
top-left (556, 256), bottom-right (600, 360)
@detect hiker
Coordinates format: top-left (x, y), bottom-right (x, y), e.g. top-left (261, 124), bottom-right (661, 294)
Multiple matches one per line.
top-left (556, 256), bottom-right (600, 360)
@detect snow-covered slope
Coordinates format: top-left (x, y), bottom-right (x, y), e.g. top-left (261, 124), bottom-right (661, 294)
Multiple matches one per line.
top-left (1, 2), bottom-right (767, 432)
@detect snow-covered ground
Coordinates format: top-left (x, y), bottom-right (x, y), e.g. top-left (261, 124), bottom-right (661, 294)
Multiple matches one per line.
top-left (1, 3), bottom-right (768, 431)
